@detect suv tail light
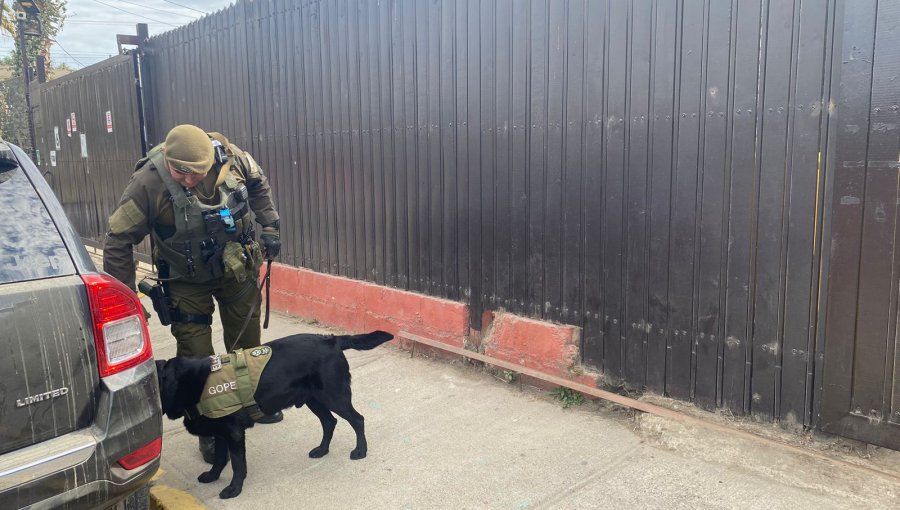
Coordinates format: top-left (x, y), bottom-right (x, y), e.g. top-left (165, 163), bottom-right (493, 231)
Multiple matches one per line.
top-left (82, 274), bottom-right (153, 378)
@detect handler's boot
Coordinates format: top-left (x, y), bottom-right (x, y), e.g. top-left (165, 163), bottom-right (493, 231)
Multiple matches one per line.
top-left (256, 410), bottom-right (283, 424)
top-left (199, 436), bottom-right (217, 464)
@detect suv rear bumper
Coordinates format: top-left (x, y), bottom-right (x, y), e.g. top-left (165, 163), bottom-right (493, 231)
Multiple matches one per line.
top-left (0, 359), bottom-right (162, 509)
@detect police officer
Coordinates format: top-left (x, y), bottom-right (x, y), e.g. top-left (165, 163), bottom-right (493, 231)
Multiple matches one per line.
top-left (103, 124), bottom-right (284, 461)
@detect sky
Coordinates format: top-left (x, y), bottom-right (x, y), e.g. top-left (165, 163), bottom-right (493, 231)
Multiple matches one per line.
top-left (0, 0), bottom-right (237, 69)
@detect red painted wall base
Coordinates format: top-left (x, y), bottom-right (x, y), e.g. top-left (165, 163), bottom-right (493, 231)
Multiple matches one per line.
top-left (268, 264), bottom-right (600, 387)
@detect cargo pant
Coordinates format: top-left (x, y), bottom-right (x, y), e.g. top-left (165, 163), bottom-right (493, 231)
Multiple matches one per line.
top-left (167, 274), bottom-right (261, 357)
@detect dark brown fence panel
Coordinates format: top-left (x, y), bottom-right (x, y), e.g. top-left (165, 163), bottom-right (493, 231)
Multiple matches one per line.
top-left (136, 0), bottom-right (839, 424)
top-left (819, 0), bottom-right (900, 450)
top-left (33, 54), bottom-right (147, 257)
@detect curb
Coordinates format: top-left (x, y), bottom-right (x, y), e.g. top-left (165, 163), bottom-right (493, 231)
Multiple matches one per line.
top-left (149, 484), bottom-right (206, 510)
top-left (148, 469), bottom-right (207, 510)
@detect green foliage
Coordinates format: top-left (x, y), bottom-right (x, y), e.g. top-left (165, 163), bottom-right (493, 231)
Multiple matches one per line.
top-left (0, 79), bottom-right (28, 145)
top-left (2, 1), bottom-right (68, 76)
top-left (0, 1), bottom-right (68, 149)
top-left (550, 387), bottom-right (585, 409)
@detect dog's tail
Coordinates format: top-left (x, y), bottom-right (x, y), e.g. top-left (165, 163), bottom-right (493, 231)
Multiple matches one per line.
top-left (339, 331), bottom-right (394, 351)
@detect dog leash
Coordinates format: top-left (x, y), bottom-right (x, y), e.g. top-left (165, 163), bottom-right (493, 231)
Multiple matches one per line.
top-left (263, 259), bottom-right (272, 329)
top-left (227, 259), bottom-right (273, 353)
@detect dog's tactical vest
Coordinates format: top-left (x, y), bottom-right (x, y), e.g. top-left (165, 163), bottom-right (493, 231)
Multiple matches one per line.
top-left (195, 346), bottom-right (273, 420)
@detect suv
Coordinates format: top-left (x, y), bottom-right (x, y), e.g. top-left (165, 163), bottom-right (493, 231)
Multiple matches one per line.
top-left (0, 141), bottom-right (161, 509)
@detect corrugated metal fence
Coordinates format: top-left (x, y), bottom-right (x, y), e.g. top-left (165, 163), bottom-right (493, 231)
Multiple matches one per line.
top-left (34, 54), bottom-right (149, 256)
top-left (32, 0), bottom-right (900, 441)
top-left (143, 0), bottom-right (835, 424)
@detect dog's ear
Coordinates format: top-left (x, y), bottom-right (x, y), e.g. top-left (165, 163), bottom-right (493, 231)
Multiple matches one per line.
top-left (155, 359), bottom-right (186, 420)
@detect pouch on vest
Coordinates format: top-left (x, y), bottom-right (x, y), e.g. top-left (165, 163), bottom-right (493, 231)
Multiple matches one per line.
top-left (200, 238), bottom-right (225, 279)
top-left (223, 241), bottom-right (248, 283)
top-left (244, 239), bottom-right (263, 272)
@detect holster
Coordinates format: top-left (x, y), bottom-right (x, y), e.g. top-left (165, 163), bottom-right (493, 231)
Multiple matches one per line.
top-left (138, 280), bottom-right (173, 326)
top-left (140, 260), bottom-right (213, 327)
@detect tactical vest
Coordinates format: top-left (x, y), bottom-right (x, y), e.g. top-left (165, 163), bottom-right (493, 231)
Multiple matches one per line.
top-left (147, 145), bottom-right (259, 283)
top-left (195, 346), bottom-right (273, 420)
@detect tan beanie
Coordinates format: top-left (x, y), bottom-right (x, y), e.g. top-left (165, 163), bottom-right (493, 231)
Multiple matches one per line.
top-left (164, 124), bottom-right (214, 175)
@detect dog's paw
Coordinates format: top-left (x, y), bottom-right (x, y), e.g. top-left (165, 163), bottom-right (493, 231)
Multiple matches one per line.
top-left (219, 485), bottom-right (243, 499)
top-left (198, 471), bottom-right (220, 483)
top-left (308, 446), bottom-right (329, 458)
top-left (350, 448), bottom-right (366, 460)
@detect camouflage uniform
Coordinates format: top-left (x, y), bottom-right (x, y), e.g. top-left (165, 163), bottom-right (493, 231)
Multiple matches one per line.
top-left (103, 125), bottom-right (280, 358)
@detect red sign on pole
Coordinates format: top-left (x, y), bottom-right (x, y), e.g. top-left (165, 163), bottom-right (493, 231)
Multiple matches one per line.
top-left (70, 112), bottom-right (77, 132)
top-left (105, 111), bottom-right (113, 133)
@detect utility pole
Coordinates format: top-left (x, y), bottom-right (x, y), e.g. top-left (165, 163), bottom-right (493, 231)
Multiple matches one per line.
top-left (15, 0), bottom-right (40, 159)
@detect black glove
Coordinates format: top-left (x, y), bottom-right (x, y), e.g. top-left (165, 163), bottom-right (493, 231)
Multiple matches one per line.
top-left (260, 226), bottom-right (281, 260)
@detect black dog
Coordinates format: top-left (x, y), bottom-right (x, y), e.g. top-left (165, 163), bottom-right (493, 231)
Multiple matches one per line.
top-left (154, 330), bottom-right (393, 499)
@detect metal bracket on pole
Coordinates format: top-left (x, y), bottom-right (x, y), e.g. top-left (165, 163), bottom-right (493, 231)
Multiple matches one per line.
top-left (116, 23), bottom-right (149, 55)
top-left (116, 24), bottom-right (150, 155)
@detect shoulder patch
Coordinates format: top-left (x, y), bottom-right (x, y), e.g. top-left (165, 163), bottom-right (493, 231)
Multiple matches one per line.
top-left (246, 154), bottom-right (262, 178)
top-left (108, 199), bottom-right (146, 234)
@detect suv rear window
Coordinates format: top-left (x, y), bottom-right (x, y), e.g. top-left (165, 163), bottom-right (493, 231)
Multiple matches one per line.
top-left (0, 162), bottom-right (76, 284)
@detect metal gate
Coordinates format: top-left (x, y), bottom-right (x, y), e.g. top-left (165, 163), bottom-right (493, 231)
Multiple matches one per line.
top-left (818, 1), bottom-right (900, 449)
top-left (33, 54), bottom-right (149, 257)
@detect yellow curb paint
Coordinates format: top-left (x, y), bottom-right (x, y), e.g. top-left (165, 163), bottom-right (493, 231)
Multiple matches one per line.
top-left (150, 484), bottom-right (206, 510)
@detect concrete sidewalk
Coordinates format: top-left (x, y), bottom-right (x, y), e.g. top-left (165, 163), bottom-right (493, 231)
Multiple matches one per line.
top-left (141, 296), bottom-right (900, 510)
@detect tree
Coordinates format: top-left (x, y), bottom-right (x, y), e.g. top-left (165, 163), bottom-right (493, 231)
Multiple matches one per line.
top-left (0, 1), bottom-right (67, 148)
top-left (0, 2), bottom-right (15, 38)
top-left (0, 1), bottom-right (68, 77)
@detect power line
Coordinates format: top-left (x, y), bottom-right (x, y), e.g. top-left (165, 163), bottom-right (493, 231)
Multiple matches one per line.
top-left (48, 38), bottom-right (86, 68)
top-left (50, 53), bottom-right (115, 57)
top-left (113, 0), bottom-right (199, 20)
top-left (67, 20), bottom-right (174, 26)
top-left (0, 47), bottom-right (111, 56)
top-left (88, 0), bottom-right (179, 28)
top-left (160, 0), bottom-right (208, 15)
